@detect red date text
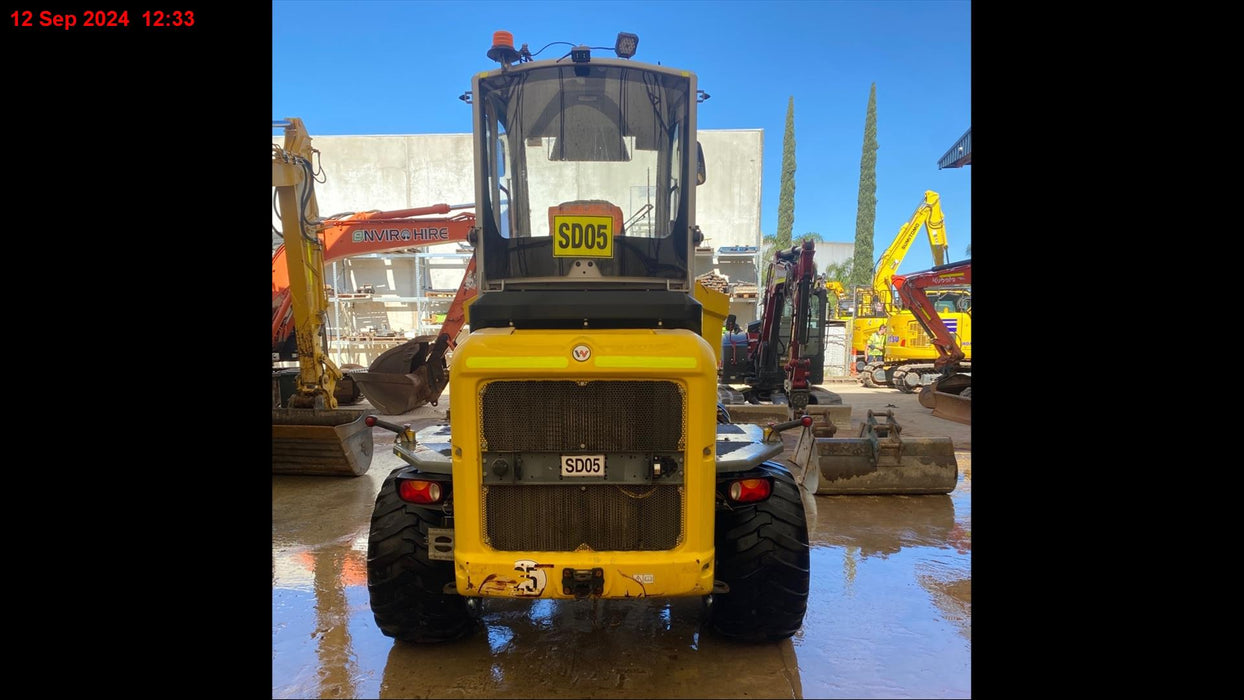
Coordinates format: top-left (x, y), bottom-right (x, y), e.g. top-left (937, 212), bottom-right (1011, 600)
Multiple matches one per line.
top-left (10, 10), bottom-right (132, 29)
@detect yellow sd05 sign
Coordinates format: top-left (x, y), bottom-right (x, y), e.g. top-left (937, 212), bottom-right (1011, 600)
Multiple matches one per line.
top-left (552, 215), bottom-right (613, 258)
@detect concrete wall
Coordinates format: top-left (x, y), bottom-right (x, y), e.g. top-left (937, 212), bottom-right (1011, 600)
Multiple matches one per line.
top-left (814, 241), bottom-right (854, 272)
top-left (274, 128), bottom-right (767, 346)
top-left (696, 130), bottom-right (763, 251)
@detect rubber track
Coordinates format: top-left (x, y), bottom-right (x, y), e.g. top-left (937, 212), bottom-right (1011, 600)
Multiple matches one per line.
top-left (891, 364), bottom-right (934, 393)
top-left (893, 361), bottom-right (972, 394)
top-left (859, 361), bottom-right (892, 388)
top-left (367, 468), bottom-right (474, 643)
top-left (709, 462), bottom-right (811, 641)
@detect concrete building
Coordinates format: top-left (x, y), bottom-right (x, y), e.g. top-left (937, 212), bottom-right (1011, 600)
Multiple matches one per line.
top-left (274, 128), bottom-right (783, 365)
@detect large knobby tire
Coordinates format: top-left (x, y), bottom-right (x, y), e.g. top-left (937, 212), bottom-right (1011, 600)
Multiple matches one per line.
top-left (367, 468), bottom-right (474, 643)
top-left (709, 462), bottom-right (810, 642)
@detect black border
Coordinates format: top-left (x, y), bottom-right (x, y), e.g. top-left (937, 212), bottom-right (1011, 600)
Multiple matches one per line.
top-left (5, 5), bottom-right (272, 685)
top-left (3, 1), bottom-right (1093, 691)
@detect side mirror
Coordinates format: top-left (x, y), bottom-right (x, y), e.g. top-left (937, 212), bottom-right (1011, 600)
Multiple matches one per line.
top-left (696, 142), bottom-right (706, 185)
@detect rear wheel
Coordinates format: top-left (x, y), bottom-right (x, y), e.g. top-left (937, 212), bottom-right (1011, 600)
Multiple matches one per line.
top-left (709, 462), bottom-right (810, 642)
top-left (367, 468), bottom-right (474, 643)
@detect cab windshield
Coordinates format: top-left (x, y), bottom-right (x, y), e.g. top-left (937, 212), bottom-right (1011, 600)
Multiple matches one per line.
top-left (476, 62), bottom-right (693, 288)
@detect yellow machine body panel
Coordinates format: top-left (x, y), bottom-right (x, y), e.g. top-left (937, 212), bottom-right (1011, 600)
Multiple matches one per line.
top-left (884, 308), bottom-right (972, 363)
top-left (694, 281), bottom-right (730, 367)
top-left (447, 327), bottom-right (720, 599)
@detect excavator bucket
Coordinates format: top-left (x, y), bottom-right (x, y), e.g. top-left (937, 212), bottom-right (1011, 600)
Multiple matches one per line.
top-left (918, 373), bottom-right (971, 425)
top-left (793, 409), bottom-right (958, 495)
top-left (272, 407), bottom-right (374, 477)
top-left (350, 334), bottom-right (450, 415)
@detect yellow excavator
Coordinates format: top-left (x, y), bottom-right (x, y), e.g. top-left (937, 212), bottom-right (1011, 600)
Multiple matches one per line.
top-left (857, 190), bottom-right (971, 392)
top-left (850, 190), bottom-right (948, 375)
top-left (826, 280), bottom-right (848, 319)
top-left (271, 118), bottom-right (374, 477)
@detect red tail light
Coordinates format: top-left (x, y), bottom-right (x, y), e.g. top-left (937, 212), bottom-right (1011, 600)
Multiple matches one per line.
top-left (398, 479), bottom-right (446, 504)
top-left (727, 478), bottom-right (772, 503)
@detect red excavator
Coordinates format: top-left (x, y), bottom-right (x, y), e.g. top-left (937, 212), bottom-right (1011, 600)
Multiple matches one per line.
top-left (718, 239), bottom-right (833, 411)
top-left (891, 259), bottom-right (971, 424)
top-left (272, 204), bottom-right (478, 414)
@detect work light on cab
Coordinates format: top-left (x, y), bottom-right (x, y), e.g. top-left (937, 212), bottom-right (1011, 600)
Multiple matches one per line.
top-left (398, 479), bottom-right (447, 505)
top-left (614, 32), bottom-right (638, 58)
top-left (728, 478), bottom-right (772, 503)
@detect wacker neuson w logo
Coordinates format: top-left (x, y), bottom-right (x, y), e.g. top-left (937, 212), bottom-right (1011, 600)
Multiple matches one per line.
top-left (351, 227), bottom-right (450, 243)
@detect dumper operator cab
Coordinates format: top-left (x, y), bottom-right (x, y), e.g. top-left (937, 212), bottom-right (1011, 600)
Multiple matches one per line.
top-left (469, 55), bottom-right (704, 327)
top-left (364, 32), bottom-right (812, 645)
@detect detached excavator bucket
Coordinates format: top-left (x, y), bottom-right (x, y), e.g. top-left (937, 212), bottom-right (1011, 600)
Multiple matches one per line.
top-left (350, 334), bottom-right (450, 415)
top-left (272, 407), bottom-right (374, 477)
top-left (795, 410), bottom-right (958, 495)
top-left (918, 373), bottom-right (971, 425)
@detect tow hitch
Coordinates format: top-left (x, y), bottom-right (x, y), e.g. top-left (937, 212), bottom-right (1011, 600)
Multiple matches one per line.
top-left (562, 568), bottom-right (605, 597)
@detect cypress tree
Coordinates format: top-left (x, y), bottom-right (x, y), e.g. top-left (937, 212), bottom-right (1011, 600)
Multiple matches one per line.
top-left (775, 96), bottom-right (796, 250)
top-left (851, 84), bottom-right (878, 287)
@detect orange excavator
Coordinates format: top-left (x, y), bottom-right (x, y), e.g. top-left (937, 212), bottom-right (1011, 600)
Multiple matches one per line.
top-left (891, 259), bottom-right (971, 424)
top-left (272, 204), bottom-right (478, 414)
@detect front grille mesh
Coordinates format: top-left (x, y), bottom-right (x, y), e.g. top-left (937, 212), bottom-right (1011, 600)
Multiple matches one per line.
top-left (480, 380), bottom-right (684, 451)
top-left (479, 380), bottom-right (686, 551)
top-left (484, 484), bottom-right (682, 551)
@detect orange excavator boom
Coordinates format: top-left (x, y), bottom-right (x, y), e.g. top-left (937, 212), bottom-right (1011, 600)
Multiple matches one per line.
top-left (891, 260), bottom-right (972, 424)
top-left (271, 203), bottom-right (478, 415)
top-left (272, 206), bottom-right (475, 354)
top-left (890, 260), bottom-right (971, 371)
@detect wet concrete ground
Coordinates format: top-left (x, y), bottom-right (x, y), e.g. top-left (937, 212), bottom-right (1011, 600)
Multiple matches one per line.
top-left (273, 382), bottom-right (970, 698)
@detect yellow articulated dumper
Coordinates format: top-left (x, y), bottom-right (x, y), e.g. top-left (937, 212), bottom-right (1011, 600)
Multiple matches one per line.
top-left (363, 30), bottom-right (815, 644)
top-left (362, 30), bottom-right (958, 647)
top-left (271, 118), bottom-right (373, 477)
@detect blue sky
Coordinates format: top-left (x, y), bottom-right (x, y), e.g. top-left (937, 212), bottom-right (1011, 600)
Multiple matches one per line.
top-left (273, 0), bottom-right (971, 276)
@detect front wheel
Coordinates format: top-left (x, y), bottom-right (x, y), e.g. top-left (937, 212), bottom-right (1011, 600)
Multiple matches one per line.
top-left (708, 462), bottom-right (810, 642)
top-left (367, 468), bottom-right (475, 643)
